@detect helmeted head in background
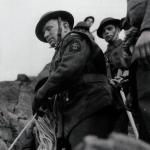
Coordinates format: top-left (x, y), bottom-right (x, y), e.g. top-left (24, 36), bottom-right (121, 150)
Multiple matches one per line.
top-left (84, 16), bottom-right (95, 28)
top-left (97, 17), bottom-right (121, 43)
top-left (74, 21), bottom-right (90, 31)
top-left (35, 10), bottom-right (74, 47)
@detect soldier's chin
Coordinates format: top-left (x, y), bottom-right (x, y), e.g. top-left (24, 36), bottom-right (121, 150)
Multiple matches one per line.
top-left (106, 38), bottom-right (112, 42)
top-left (49, 42), bottom-right (56, 48)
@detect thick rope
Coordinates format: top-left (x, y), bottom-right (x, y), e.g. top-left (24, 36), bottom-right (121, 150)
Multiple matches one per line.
top-left (8, 114), bottom-right (37, 150)
top-left (35, 114), bottom-right (57, 150)
top-left (120, 88), bottom-right (139, 139)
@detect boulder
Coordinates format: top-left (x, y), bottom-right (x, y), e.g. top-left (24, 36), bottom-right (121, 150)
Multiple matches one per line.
top-left (16, 74), bottom-right (31, 82)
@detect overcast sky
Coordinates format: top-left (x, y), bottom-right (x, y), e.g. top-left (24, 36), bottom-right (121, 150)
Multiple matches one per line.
top-left (0, 0), bottom-right (127, 81)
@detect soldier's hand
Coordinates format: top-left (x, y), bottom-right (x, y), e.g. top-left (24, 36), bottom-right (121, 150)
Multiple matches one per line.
top-left (32, 96), bottom-right (46, 116)
top-left (131, 31), bottom-right (150, 65)
top-left (109, 77), bottom-right (123, 87)
top-left (32, 96), bottom-right (40, 115)
top-left (125, 93), bottom-right (133, 111)
top-left (32, 89), bottom-right (45, 115)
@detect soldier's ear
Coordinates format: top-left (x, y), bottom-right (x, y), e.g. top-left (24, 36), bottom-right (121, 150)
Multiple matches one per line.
top-left (63, 21), bottom-right (70, 30)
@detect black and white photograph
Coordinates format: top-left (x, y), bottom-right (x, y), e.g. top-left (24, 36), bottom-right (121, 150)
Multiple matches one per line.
top-left (0, 0), bottom-right (150, 149)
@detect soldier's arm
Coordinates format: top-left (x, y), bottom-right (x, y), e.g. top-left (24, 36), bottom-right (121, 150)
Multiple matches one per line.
top-left (132, 0), bottom-right (150, 63)
top-left (38, 34), bottom-right (91, 98)
top-left (140, 0), bottom-right (150, 32)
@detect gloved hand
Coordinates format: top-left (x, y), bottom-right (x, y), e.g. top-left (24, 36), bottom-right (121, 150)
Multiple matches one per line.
top-left (125, 93), bottom-right (133, 111)
top-left (109, 77), bottom-right (123, 87)
top-left (32, 96), bottom-right (41, 115)
top-left (131, 30), bottom-right (150, 66)
top-left (32, 91), bottom-right (54, 116)
top-left (32, 89), bottom-right (45, 115)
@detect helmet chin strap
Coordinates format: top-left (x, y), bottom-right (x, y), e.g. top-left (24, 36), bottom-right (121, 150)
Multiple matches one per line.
top-left (56, 17), bottom-right (62, 47)
top-left (49, 17), bottom-right (62, 49)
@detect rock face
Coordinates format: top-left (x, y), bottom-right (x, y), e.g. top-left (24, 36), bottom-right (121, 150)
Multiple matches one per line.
top-left (16, 74), bottom-right (31, 82)
top-left (0, 64), bottom-right (50, 150)
top-left (0, 80), bottom-right (35, 149)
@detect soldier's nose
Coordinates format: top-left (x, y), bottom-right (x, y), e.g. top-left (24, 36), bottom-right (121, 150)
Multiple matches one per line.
top-left (44, 30), bottom-right (49, 39)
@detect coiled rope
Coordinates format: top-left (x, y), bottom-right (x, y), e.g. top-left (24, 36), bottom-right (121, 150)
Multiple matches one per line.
top-left (35, 114), bottom-right (57, 150)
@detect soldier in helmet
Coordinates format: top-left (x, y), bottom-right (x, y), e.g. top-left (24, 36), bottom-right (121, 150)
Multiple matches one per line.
top-left (84, 16), bottom-right (95, 40)
top-left (33, 10), bottom-right (118, 149)
top-left (84, 16), bottom-right (95, 29)
top-left (97, 17), bottom-right (130, 80)
top-left (97, 17), bottom-right (130, 134)
top-left (73, 21), bottom-right (94, 40)
top-left (122, 0), bottom-right (150, 143)
top-left (73, 21), bottom-right (89, 31)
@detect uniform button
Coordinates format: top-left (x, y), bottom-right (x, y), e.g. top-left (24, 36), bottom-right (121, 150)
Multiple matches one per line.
top-left (66, 97), bottom-right (69, 101)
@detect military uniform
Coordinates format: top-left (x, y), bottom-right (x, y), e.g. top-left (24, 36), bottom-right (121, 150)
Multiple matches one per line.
top-left (97, 17), bottom-right (130, 79)
top-left (105, 39), bottom-right (130, 134)
top-left (33, 11), bottom-right (119, 149)
top-left (97, 18), bottom-right (130, 135)
top-left (38, 31), bottom-right (118, 147)
top-left (124, 0), bottom-right (150, 142)
top-left (105, 39), bottom-right (129, 78)
top-left (73, 21), bottom-right (95, 40)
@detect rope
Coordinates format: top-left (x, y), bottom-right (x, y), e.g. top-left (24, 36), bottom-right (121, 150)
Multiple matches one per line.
top-left (35, 113), bottom-right (57, 150)
top-left (91, 29), bottom-right (97, 33)
top-left (120, 88), bottom-right (139, 139)
top-left (8, 114), bottom-right (37, 150)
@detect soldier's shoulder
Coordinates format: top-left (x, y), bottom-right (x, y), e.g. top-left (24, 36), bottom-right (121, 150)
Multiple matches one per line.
top-left (66, 32), bottom-right (82, 41)
top-left (62, 32), bottom-right (82, 46)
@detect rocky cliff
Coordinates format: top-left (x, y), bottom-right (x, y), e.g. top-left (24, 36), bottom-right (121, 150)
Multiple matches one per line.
top-left (0, 64), bottom-right (50, 150)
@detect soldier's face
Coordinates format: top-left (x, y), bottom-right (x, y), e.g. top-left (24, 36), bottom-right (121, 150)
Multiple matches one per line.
top-left (43, 19), bottom-right (59, 47)
top-left (85, 18), bottom-right (94, 27)
top-left (102, 24), bottom-right (119, 43)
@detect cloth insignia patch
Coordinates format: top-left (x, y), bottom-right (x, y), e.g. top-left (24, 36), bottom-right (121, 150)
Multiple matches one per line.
top-left (69, 40), bottom-right (81, 52)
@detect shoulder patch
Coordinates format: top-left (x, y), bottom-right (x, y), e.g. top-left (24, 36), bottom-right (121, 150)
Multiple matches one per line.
top-left (62, 33), bottom-right (80, 47)
top-left (69, 40), bottom-right (81, 52)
